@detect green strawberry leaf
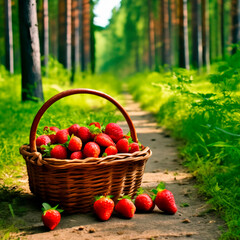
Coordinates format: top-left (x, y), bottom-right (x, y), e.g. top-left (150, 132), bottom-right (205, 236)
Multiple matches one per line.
top-left (102, 152), bottom-right (107, 157)
top-left (42, 203), bottom-right (64, 214)
top-left (128, 137), bottom-right (134, 144)
top-left (156, 182), bottom-right (166, 191)
top-left (136, 187), bottom-right (144, 195)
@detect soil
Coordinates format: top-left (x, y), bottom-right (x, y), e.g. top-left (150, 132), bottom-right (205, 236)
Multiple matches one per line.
top-left (13, 93), bottom-right (224, 240)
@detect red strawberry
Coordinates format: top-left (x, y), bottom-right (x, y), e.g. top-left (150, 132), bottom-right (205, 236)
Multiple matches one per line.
top-left (105, 123), bottom-right (123, 143)
top-left (152, 183), bottom-right (177, 214)
top-left (83, 142), bottom-right (101, 158)
top-left (68, 124), bottom-right (80, 136)
top-left (116, 138), bottom-right (129, 153)
top-left (95, 133), bottom-right (115, 147)
top-left (77, 126), bottom-right (92, 143)
top-left (44, 126), bottom-right (59, 144)
top-left (70, 151), bottom-right (83, 160)
top-left (36, 135), bottom-right (51, 150)
top-left (103, 145), bottom-right (118, 157)
top-left (68, 136), bottom-right (82, 152)
top-left (56, 129), bottom-right (69, 144)
top-left (129, 142), bottom-right (140, 153)
top-left (115, 196), bottom-right (136, 219)
top-left (41, 203), bottom-right (63, 230)
top-left (50, 145), bottom-right (68, 159)
top-left (93, 195), bottom-right (114, 221)
top-left (89, 122), bottom-right (101, 129)
top-left (135, 188), bottom-right (155, 212)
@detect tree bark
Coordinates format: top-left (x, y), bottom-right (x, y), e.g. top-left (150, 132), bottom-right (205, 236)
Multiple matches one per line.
top-left (231, 0), bottom-right (240, 54)
top-left (42, 0), bottom-right (49, 70)
top-left (4, 0), bottom-right (14, 73)
top-left (191, 0), bottom-right (203, 69)
top-left (202, 0), bottom-right (210, 70)
top-left (147, 0), bottom-right (155, 70)
top-left (58, 0), bottom-right (72, 69)
top-left (71, 0), bottom-right (80, 82)
top-left (18, 0), bottom-right (44, 101)
top-left (161, 0), bottom-right (171, 68)
top-left (81, 0), bottom-right (91, 71)
top-left (179, 0), bottom-right (189, 69)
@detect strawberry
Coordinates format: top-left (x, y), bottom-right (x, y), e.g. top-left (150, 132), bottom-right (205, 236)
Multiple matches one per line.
top-left (50, 145), bottom-right (68, 159)
top-left (36, 135), bottom-right (51, 150)
top-left (43, 126), bottom-right (59, 144)
top-left (129, 142), bottom-right (140, 153)
top-left (83, 142), bottom-right (101, 158)
top-left (95, 133), bottom-right (115, 147)
top-left (103, 145), bottom-right (118, 157)
top-left (89, 122), bottom-right (101, 129)
top-left (93, 195), bottom-right (114, 221)
top-left (56, 129), bottom-right (69, 144)
top-left (152, 182), bottom-right (177, 214)
top-left (41, 203), bottom-right (63, 230)
top-left (68, 136), bottom-right (82, 152)
top-left (70, 151), bottom-right (83, 160)
top-left (68, 124), bottom-right (80, 136)
top-left (77, 126), bottom-right (92, 143)
top-left (135, 188), bottom-right (155, 212)
top-left (116, 138), bottom-right (129, 153)
top-left (105, 123), bottom-right (123, 143)
top-left (115, 196), bottom-right (136, 219)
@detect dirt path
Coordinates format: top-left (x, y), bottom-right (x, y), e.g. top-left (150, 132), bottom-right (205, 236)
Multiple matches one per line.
top-left (15, 93), bottom-right (224, 240)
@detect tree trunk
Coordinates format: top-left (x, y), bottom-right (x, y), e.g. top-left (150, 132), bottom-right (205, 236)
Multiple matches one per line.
top-left (79, 0), bottom-right (83, 71)
top-left (231, 0), bottom-right (240, 54)
top-left (219, 0), bottom-right (225, 59)
top-left (4, 0), bottom-right (14, 73)
top-left (179, 0), bottom-right (190, 69)
top-left (154, 0), bottom-right (161, 71)
top-left (18, 0), bottom-right (44, 102)
top-left (90, 0), bottom-right (95, 73)
top-left (202, 0), bottom-right (210, 70)
top-left (49, 0), bottom-right (58, 58)
top-left (191, 0), bottom-right (203, 69)
top-left (71, 0), bottom-right (80, 82)
top-left (161, 0), bottom-right (171, 68)
top-left (170, 0), bottom-right (178, 66)
top-left (58, 0), bottom-right (72, 69)
top-left (147, 0), bottom-right (155, 70)
top-left (81, 0), bottom-right (91, 71)
top-left (42, 0), bottom-right (49, 71)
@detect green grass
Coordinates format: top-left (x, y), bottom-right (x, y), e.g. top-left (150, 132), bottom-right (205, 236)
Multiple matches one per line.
top-left (128, 57), bottom-right (240, 239)
top-left (0, 60), bottom-right (123, 237)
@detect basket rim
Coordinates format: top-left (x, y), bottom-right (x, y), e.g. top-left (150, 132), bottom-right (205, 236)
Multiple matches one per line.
top-left (20, 144), bottom-right (152, 167)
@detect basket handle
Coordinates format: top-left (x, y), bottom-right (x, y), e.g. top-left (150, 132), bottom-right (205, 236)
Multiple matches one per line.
top-left (30, 88), bottom-right (138, 152)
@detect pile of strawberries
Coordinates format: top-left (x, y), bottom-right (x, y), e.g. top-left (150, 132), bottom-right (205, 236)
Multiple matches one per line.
top-left (36, 122), bottom-right (142, 160)
top-left (41, 183), bottom-right (177, 230)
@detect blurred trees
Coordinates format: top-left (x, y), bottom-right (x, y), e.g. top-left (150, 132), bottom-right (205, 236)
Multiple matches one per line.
top-left (96, 0), bottom-right (240, 75)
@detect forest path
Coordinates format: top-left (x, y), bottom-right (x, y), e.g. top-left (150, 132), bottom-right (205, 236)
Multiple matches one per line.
top-left (16, 92), bottom-right (224, 240)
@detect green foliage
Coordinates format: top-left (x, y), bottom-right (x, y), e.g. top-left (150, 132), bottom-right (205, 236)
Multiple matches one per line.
top-left (128, 51), bottom-right (240, 239)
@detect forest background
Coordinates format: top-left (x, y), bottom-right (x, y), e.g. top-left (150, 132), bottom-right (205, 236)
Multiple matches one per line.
top-left (1, 0), bottom-right (240, 239)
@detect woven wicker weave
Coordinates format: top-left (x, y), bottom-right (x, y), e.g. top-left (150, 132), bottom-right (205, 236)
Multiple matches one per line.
top-left (20, 88), bottom-right (152, 213)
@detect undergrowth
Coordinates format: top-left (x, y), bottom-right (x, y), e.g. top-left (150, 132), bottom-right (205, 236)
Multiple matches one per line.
top-left (128, 51), bottom-right (240, 239)
top-left (0, 58), bottom-right (123, 237)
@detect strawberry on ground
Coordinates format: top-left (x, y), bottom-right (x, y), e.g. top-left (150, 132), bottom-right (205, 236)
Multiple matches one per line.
top-left (135, 188), bottom-right (155, 212)
top-left (103, 145), bottom-right (118, 157)
top-left (95, 133), bottom-right (115, 147)
top-left (115, 196), bottom-right (136, 219)
top-left (116, 138), bottom-right (129, 153)
top-left (36, 135), bottom-right (51, 150)
top-left (77, 126), bottom-right (92, 143)
top-left (68, 136), bottom-right (82, 152)
top-left (50, 145), bottom-right (68, 159)
top-left (152, 182), bottom-right (177, 214)
top-left (105, 123), bottom-right (123, 143)
top-left (129, 142), bottom-right (140, 153)
top-left (93, 195), bottom-right (114, 221)
top-left (68, 124), bottom-right (80, 136)
top-left (70, 151), bottom-right (83, 160)
top-left (56, 129), bottom-right (69, 144)
top-left (83, 142), bottom-right (101, 158)
top-left (42, 203), bottom-right (63, 230)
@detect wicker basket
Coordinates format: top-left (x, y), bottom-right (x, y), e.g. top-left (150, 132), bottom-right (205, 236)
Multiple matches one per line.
top-left (20, 88), bottom-right (152, 213)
